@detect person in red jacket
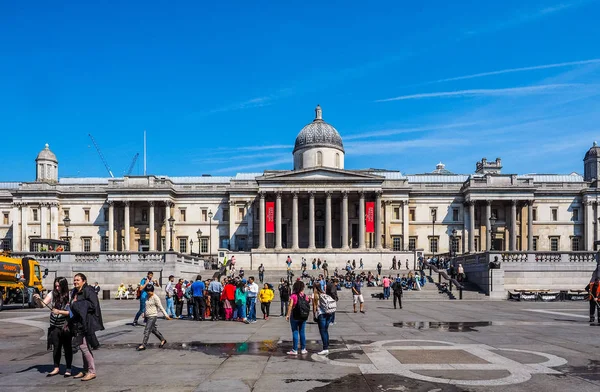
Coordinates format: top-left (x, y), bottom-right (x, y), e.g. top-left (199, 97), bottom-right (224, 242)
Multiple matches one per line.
top-left (585, 277), bottom-right (600, 323)
top-left (174, 278), bottom-right (185, 319)
top-left (221, 279), bottom-right (237, 320)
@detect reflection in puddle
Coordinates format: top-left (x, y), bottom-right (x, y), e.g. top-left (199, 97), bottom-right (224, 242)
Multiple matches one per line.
top-left (393, 321), bottom-right (492, 332)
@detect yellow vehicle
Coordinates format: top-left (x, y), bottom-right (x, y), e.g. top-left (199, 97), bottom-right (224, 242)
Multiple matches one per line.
top-left (0, 253), bottom-right (46, 311)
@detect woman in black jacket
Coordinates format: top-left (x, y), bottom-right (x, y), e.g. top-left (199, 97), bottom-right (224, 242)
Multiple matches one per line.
top-left (70, 273), bottom-right (104, 382)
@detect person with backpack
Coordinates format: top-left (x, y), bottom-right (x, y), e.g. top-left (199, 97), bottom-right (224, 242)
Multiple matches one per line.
top-left (235, 281), bottom-right (250, 324)
top-left (391, 277), bottom-right (403, 309)
top-left (313, 283), bottom-right (336, 355)
top-left (285, 280), bottom-right (310, 355)
top-left (585, 276), bottom-right (600, 323)
top-left (278, 278), bottom-right (290, 317)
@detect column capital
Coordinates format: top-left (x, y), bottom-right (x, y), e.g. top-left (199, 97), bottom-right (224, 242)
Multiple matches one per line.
top-left (511, 199), bottom-right (517, 206)
top-left (325, 190), bottom-right (332, 199)
top-left (275, 191), bottom-right (282, 199)
top-left (107, 200), bottom-right (115, 206)
top-left (165, 200), bottom-right (173, 207)
top-left (375, 190), bottom-right (383, 197)
top-left (358, 190), bottom-right (365, 198)
top-left (463, 201), bottom-right (473, 207)
top-left (123, 200), bottom-right (130, 206)
top-left (229, 200), bottom-right (236, 206)
top-left (526, 199), bottom-right (535, 207)
top-left (148, 201), bottom-right (154, 207)
top-left (584, 200), bottom-right (593, 206)
top-left (259, 191), bottom-right (266, 199)
top-left (341, 190), bottom-right (349, 199)
top-left (383, 200), bottom-right (392, 205)
top-left (308, 190), bottom-right (315, 199)
top-left (291, 190), bottom-right (299, 199)
top-left (484, 200), bottom-right (492, 206)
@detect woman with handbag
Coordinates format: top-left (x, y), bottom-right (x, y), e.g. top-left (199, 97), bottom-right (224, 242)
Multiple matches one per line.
top-left (235, 281), bottom-right (249, 324)
top-left (34, 277), bottom-right (73, 377)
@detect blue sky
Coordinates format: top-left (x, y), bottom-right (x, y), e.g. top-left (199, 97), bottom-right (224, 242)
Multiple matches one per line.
top-left (2, 0), bottom-right (600, 180)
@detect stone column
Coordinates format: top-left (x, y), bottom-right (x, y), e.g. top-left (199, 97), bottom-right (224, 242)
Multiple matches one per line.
top-left (325, 191), bottom-right (332, 249)
top-left (527, 201), bottom-right (534, 251)
top-left (596, 203), bottom-right (600, 249)
top-left (485, 201), bottom-right (492, 251)
top-left (275, 193), bottom-right (282, 250)
top-left (50, 203), bottom-right (59, 240)
top-left (40, 203), bottom-right (47, 239)
top-left (510, 200), bottom-right (517, 251)
top-left (21, 203), bottom-right (28, 251)
top-left (375, 191), bottom-right (383, 249)
top-left (292, 192), bottom-right (299, 249)
top-left (585, 200), bottom-right (594, 250)
top-left (341, 191), bottom-right (349, 249)
top-left (258, 193), bottom-right (266, 249)
top-left (165, 202), bottom-right (172, 251)
top-left (359, 191), bottom-right (366, 249)
top-left (468, 202), bottom-right (475, 252)
top-left (309, 191), bottom-right (315, 249)
top-left (229, 200), bottom-right (237, 251)
top-left (246, 201), bottom-right (254, 250)
top-left (124, 201), bottom-right (130, 251)
top-left (148, 201), bottom-right (155, 251)
top-left (402, 201), bottom-right (409, 251)
top-left (108, 201), bottom-right (115, 251)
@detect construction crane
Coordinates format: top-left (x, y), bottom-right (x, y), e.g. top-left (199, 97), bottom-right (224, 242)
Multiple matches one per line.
top-left (126, 153), bottom-right (139, 176)
top-left (88, 133), bottom-right (114, 178)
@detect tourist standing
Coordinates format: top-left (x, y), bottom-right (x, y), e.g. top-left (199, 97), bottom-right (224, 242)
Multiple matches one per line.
top-left (191, 275), bottom-right (206, 321)
top-left (359, 258), bottom-right (364, 269)
top-left (235, 281), bottom-right (249, 324)
top-left (322, 260), bottom-right (329, 278)
top-left (208, 277), bottom-right (223, 321)
top-left (457, 264), bottom-right (465, 282)
top-left (352, 259), bottom-right (356, 270)
top-left (278, 278), bottom-right (290, 317)
top-left (259, 283), bottom-right (274, 319)
top-left (312, 258), bottom-right (317, 270)
top-left (164, 275), bottom-right (176, 318)
top-left (326, 278), bottom-right (339, 325)
top-left (377, 262), bottom-right (382, 276)
top-left (92, 282), bottom-right (101, 295)
top-left (352, 277), bottom-right (365, 314)
top-left (258, 263), bottom-right (265, 283)
top-left (34, 277), bottom-right (73, 377)
top-left (382, 275), bottom-right (391, 300)
top-left (313, 284), bottom-right (335, 355)
top-left (286, 280), bottom-right (310, 355)
top-left (174, 278), bottom-right (184, 319)
top-left (221, 278), bottom-right (237, 320)
top-left (406, 259), bottom-right (409, 270)
top-left (392, 276), bottom-right (403, 309)
top-left (133, 271), bottom-right (157, 326)
top-left (136, 285), bottom-right (171, 351)
top-left (392, 256), bottom-right (397, 270)
top-left (70, 273), bottom-right (104, 382)
top-left (286, 256), bottom-right (292, 269)
top-left (586, 277), bottom-right (600, 322)
top-left (246, 276), bottom-right (259, 323)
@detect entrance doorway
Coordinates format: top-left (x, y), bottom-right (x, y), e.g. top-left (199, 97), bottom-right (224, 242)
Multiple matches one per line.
top-left (316, 225), bottom-right (325, 248)
top-left (351, 224), bottom-right (358, 248)
top-left (139, 239), bottom-right (149, 252)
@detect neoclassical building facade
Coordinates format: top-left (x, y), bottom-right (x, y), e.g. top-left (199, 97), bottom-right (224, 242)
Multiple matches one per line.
top-left (1, 106), bottom-right (599, 257)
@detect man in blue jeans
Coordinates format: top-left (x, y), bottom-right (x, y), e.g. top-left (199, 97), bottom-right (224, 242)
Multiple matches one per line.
top-left (133, 271), bottom-right (156, 326)
top-left (191, 275), bottom-right (206, 321)
top-left (246, 276), bottom-right (259, 323)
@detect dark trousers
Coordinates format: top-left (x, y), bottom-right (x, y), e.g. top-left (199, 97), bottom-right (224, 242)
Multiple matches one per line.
top-left (259, 272), bottom-right (264, 283)
top-left (590, 301), bottom-right (599, 319)
top-left (175, 297), bottom-right (183, 317)
top-left (142, 316), bottom-right (165, 346)
top-left (193, 296), bottom-right (206, 320)
top-left (210, 294), bottom-right (221, 320)
top-left (261, 302), bottom-right (271, 317)
top-left (280, 300), bottom-right (289, 316)
top-left (393, 292), bottom-right (403, 309)
top-left (49, 326), bottom-right (72, 369)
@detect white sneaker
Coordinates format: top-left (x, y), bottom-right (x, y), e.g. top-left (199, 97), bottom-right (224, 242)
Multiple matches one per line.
top-left (287, 350), bottom-right (298, 355)
top-left (317, 349), bottom-right (329, 355)
top-left (300, 349), bottom-right (308, 355)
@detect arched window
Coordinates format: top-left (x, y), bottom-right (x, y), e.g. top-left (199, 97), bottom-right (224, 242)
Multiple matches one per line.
top-left (316, 151), bottom-right (323, 166)
top-left (298, 155), bottom-right (303, 170)
top-left (335, 153), bottom-right (340, 168)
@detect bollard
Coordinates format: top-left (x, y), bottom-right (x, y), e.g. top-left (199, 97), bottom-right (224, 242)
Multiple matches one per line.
top-left (459, 287), bottom-right (463, 300)
top-left (449, 280), bottom-right (453, 292)
top-left (429, 266), bottom-right (432, 277)
top-left (438, 272), bottom-right (441, 284)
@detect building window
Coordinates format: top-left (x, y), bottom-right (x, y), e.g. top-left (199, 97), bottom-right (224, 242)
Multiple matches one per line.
top-left (335, 153), bottom-right (340, 168)
top-left (551, 208), bottom-right (558, 222)
top-left (492, 209), bottom-right (498, 220)
top-left (142, 209), bottom-right (148, 222)
top-left (82, 238), bottom-right (91, 252)
top-left (452, 208), bottom-right (459, 222)
top-left (201, 238), bottom-right (208, 253)
top-left (533, 236), bottom-right (539, 251)
top-left (532, 208), bottom-right (537, 221)
top-left (2, 212), bottom-right (8, 225)
top-left (223, 209), bottom-right (229, 222)
top-left (451, 237), bottom-right (460, 254)
top-left (409, 208), bottom-right (416, 221)
top-left (316, 151), bottom-right (323, 166)
top-left (32, 208), bottom-right (39, 222)
top-left (572, 208), bottom-right (579, 222)
top-left (238, 207), bottom-right (245, 221)
top-left (550, 236), bottom-right (559, 251)
top-left (392, 236), bottom-right (402, 251)
top-left (1, 239), bottom-right (12, 251)
top-left (102, 236), bottom-right (109, 251)
top-left (179, 238), bottom-right (187, 253)
top-left (571, 236), bottom-right (581, 251)
top-left (84, 209), bottom-right (90, 222)
top-left (408, 237), bottom-right (417, 251)
top-left (393, 207), bottom-right (400, 220)
top-left (474, 236), bottom-right (480, 252)
top-left (202, 209), bottom-right (208, 222)
top-left (180, 209), bottom-right (186, 222)
top-left (429, 237), bottom-right (439, 253)
top-left (474, 208), bottom-right (479, 222)
top-left (32, 238), bottom-right (41, 252)
top-left (516, 235), bottom-right (521, 251)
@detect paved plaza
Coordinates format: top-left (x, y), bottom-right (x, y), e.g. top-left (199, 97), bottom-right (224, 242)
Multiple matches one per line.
top-left (0, 293), bottom-right (599, 392)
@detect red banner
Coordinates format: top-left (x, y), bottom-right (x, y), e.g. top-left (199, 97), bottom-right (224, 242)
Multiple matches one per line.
top-left (266, 202), bottom-right (275, 233)
top-left (365, 201), bottom-right (375, 233)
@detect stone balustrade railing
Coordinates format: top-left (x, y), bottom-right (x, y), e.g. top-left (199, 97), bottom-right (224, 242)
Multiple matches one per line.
top-left (11, 251), bottom-right (204, 266)
top-left (484, 251), bottom-right (598, 264)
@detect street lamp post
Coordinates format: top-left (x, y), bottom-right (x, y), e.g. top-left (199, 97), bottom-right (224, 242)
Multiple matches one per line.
top-left (208, 210), bottom-right (213, 258)
top-left (450, 228), bottom-right (458, 258)
top-left (63, 217), bottom-right (71, 251)
top-left (196, 228), bottom-right (202, 255)
top-left (168, 216), bottom-right (175, 251)
top-left (431, 209), bottom-right (437, 259)
top-left (489, 214), bottom-right (497, 251)
top-left (190, 239), bottom-right (193, 255)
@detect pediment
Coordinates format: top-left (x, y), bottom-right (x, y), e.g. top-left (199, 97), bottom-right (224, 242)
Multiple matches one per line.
top-left (258, 168), bottom-right (384, 182)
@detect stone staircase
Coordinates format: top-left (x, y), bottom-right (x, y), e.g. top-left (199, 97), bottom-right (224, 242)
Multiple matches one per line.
top-left (215, 269), bottom-right (489, 301)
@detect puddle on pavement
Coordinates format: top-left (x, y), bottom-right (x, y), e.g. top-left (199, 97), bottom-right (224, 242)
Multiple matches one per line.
top-left (393, 321), bottom-right (492, 332)
top-left (557, 359), bottom-right (600, 382)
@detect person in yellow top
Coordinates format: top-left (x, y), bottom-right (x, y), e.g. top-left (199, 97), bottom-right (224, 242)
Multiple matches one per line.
top-left (259, 283), bottom-right (274, 320)
top-left (116, 283), bottom-right (127, 299)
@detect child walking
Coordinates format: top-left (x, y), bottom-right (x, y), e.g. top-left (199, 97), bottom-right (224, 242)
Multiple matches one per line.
top-left (137, 285), bottom-right (171, 351)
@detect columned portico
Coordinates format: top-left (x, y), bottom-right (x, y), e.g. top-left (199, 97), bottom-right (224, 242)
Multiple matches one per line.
top-left (341, 191), bottom-right (349, 249)
top-left (21, 203), bottom-right (28, 251)
top-left (325, 191), bottom-right (332, 249)
top-left (275, 192), bottom-right (282, 250)
top-left (375, 191), bottom-right (382, 249)
top-left (40, 203), bottom-right (47, 239)
top-left (50, 202), bottom-right (59, 240)
top-left (259, 193), bottom-right (266, 250)
top-left (359, 191), bottom-right (365, 249)
top-left (292, 192), bottom-right (299, 249)
top-left (165, 202), bottom-right (172, 252)
top-left (123, 201), bottom-right (130, 251)
top-left (585, 200), bottom-right (593, 250)
top-left (308, 191), bottom-right (316, 249)
top-left (485, 201), bottom-right (492, 251)
top-left (510, 200), bottom-right (517, 251)
top-left (468, 202), bottom-right (475, 252)
top-left (108, 201), bottom-right (115, 251)
top-left (527, 201), bottom-right (534, 251)
top-left (148, 201), bottom-right (155, 251)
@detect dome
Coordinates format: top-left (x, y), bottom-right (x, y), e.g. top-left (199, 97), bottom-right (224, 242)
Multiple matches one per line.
top-left (36, 143), bottom-right (58, 163)
top-left (293, 105), bottom-right (344, 154)
top-left (584, 141), bottom-right (600, 161)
